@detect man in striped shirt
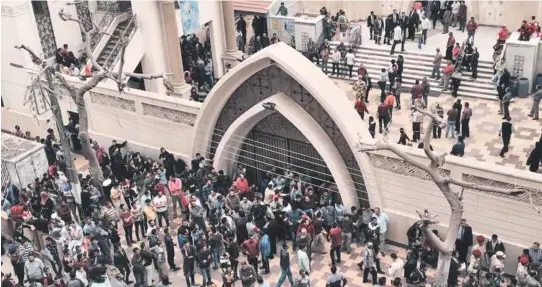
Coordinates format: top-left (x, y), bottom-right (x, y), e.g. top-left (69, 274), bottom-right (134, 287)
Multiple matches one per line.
top-left (103, 201), bottom-right (119, 227)
top-left (18, 239), bottom-right (34, 263)
top-left (529, 242), bottom-right (542, 272)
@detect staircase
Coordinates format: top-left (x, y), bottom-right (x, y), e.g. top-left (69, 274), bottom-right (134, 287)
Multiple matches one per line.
top-left (326, 42), bottom-right (498, 101)
top-left (96, 15), bottom-right (136, 69)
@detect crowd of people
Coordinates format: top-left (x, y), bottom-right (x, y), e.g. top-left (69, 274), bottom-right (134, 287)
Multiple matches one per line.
top-left (3, 122), bottom-right (542, 287)
top-left (180, 31), bottom-right (214, 102)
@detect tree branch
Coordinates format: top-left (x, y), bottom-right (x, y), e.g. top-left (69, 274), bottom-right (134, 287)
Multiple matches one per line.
top-left (446, 177), bottom-right (528, 196)
top-left (122, 72), bottom-right (164, 80)
top-left (414, 107), bottom-right (446, 167)
top-left (528, 193), bottom-right (542, 215)
top-left (356, 138), bottom-right (441, 180)
top-left (116, 38), bottom-right (127, 92)
top-left (14, 45), bottom-right (43, 65)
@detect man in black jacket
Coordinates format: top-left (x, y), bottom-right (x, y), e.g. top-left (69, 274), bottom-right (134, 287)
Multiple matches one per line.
top-left (197, 245), bottom-right (213, 286)
top-left (455, 218), bottom-right (473, 264)
top-left (113, 246), bottom-right (134, 284)
top-left (430, 1), bottom-right (440, 28)
top-left (181, 241), bottom-right (197, 287)
top-left (384, 15), bottom-right (394, 45)
top-left (367, 11), bottom-right (376, 40)
top-left (163, 228), bottom-right (180, 271)
top-left (131, 248), bottom-right (145, 287)
top-left (499, 117), bottom-right (513, 157)
top-left (408, 8), bottom-right (420, 40)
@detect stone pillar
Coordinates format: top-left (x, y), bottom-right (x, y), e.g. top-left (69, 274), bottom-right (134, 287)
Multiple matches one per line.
top-left (160, 0), bottom-right (191, 98)
top-left (221, 0), bottom-right (244, 70)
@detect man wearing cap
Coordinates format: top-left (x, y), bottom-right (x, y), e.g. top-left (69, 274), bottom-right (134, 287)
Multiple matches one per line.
top-left (490, 251), bottom-right (506, 275)
top-left (471, 235), bottom-right (486, 267)
top-left (517, 256), bottom-right (530, 285)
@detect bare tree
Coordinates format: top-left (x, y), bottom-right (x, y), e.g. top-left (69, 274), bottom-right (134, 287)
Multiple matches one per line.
top-left (356, 107), bottom-right (538, 286)
top-left (16, 4), bottom-right (173, 189)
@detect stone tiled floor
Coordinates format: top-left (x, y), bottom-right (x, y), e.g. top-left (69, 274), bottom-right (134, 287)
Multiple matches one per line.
top-left (333, 79), bottom-right (542, 171)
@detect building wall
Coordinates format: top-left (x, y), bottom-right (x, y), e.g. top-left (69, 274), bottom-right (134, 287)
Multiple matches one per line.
top-left (47, 0), bottom-right (83, 54)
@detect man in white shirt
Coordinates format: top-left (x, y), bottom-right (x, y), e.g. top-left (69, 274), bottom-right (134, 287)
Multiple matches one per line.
top-left (373, 207), bottom-right (390, 248)
top-left (153, 191), bottom-right (169, 228)
top-left (421, 15), bottom-right (431, 45)
top-left (345, 49), bottom-right (356, 79)
top-left (330, 48), bottom-right (341, 76)
top-left (390, 25), bottom-right (403, 55)
top-left (451, 1), bottom-right (460, 27)
top-left (388, 253), bottom-right (404, 279)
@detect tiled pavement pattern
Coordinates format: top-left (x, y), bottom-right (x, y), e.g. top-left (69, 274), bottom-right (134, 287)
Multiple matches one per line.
top-left (333, 79), bottom-right (542, 171)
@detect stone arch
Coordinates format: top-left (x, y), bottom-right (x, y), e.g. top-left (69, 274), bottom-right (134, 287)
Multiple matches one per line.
top-left (214, 93), bottom-right (358, 207)
top-left (193, 42), bottom-right (383, 207)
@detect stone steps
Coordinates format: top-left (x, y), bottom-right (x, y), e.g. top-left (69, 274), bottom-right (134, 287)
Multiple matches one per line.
top-left (326, 42), bottom-right (498, 100)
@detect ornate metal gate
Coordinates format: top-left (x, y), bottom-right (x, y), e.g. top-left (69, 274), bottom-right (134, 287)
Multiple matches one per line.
top-left (31, 1), bottom-right (57, 59)
top-left (238, 131), bottom-right (331, 187)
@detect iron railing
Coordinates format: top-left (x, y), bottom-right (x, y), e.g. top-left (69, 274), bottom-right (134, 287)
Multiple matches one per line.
top-left (102, 15), bottom-right (137, 70)
top-left (90, 1), bottom-right (122, 49)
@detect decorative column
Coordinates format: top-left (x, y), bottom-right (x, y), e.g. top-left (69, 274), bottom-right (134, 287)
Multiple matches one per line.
top-left (160, 0), bottom-right (191, 98)
top-left (221, 0), bottom-right (244, 70)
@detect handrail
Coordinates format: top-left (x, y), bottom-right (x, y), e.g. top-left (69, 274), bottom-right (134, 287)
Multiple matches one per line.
top-left (90, 1), bottom-right (122, 49)
top-left (102, 14), bottom-right (137, 70)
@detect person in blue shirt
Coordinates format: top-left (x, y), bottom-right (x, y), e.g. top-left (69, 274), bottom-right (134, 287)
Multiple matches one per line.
top-left (260, 233), bottom-right (271, 274)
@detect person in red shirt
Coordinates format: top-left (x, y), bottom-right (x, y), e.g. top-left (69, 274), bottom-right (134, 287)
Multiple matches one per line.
top-left (384, 93), bottom-right (395, 119)
top-left (354, 97), bottom-right (369, 120)
top-left (235, 174), bottom-right (249, 193)
top-left (377, 101), bottom-right (390, 134)
top-left (466, 17), bottom-right (478, 44)
top-left (329, 223), bottom-right (342, 265)
top-left (497, 25), bottom-right (509, 44)
top-left (441, 60), bottom-right (455, 91)
top-left (241, 236), bottom-right (260, 271)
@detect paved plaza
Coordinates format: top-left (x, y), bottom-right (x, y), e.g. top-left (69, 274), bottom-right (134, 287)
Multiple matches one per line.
top-left (335, 79), bottom-right (541, 171)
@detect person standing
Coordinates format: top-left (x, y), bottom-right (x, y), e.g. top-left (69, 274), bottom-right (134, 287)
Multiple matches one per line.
top-left (384, 15), bottom-right (394, 45)
top-left (355, 97), bottom-right (369, 120)
top-left (153, 191), bottom-right (169, 228)
top-left (390, 24), bottom-right (403, 55)
top-left (196, 245), bottom-right (212, 286)
top-left (297, 246), bottom-right (311, 275)
top-left (421, 15), bottom-right (431, 44)
top-left (408, 8), bottom-right (419, 41)
top-left (461, 102), bottom-right (472, 138)
top-left (411, 80), bottom-right (422, 107)
top-left (453, 99), bottom-right (463, 135)
top-left (330, 48), bottom-right (341, 76)
top-left (446, 106), bottom-right (459, 139)
top-left (441, 60), bottom-right (455, 91)
top-left (326, 265), bottom-right (347, 287)
top-left (345, 49), bottom-right (356, 79)
top-left (367, 11), bottom-right (377, 40)
top-left (412, 110), bottom-right (423, 142)
top-left (455, 219), bottom-right (474, 264)
top-left (181, 241), bottom-right (197, 287)
top-left (445, 32), bottom-right (456, 60)
top-left (378, 68), bottom-right (388, 101)
top-left (276, 2), bottom-right (288, 16)
top-left (528, 85), bottom-right (542, 120)
top-left (396, 55), bottom-right (404, 82)
top-left (466, 17), bottom-right (479, 44)
top-left (420, 77), bottom-right (430, 107)
top-left (471, 47), bottom-right (479, 79)
top-left (499, 117), bottom-right (514, 158)
top-left (377, 100), bottom-right (391, 134)
top-left (442, 8), bottom-right (453, 34)
top-left (451, 1), bottom-right (460, 27)
top-left (114, 246), bottom-right (134, 285)
top-left (167, 176), bottom-right (183, 218)
top-left (242, 236), bottom-right (260, 272)
top-left (431, 48), bottom-right (443, 80)
top-left (163, 228), bottom-right (180, 271)
top-left (362, 242), bottom-right (378, 284)
top-left (458, 1), bottom-right (468, 32)
top-left (502, 87), bottom-right (512, 120)
top-left (329, 223), bottom-right (342, 265)
top-left (375, 16), bottom-right (384, 45)
top-left (276, 243), bottom-right (295, 287)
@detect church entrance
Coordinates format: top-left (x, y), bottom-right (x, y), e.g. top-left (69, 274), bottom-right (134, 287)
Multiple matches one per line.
top-left (237, 130), bottom-right (332, 190)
